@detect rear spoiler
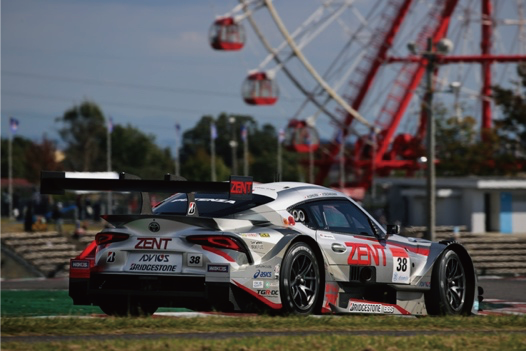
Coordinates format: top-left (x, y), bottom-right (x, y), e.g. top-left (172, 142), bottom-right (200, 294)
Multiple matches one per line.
top-left (40, 171), bottom-right (253, 215)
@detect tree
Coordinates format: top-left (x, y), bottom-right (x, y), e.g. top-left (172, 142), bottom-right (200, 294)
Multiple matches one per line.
top-left (492, 63), bottom-right (526, 172)
top-left (55, 100), bottom-right (175, 178)
top-left (56, 100), bottom-right (107, 171)
top-left (24, 136), bottom-right (63, 183)
top-left (435, 115), bottom-right (499, 175)
top-left (1, 136), bottom-right (33, 180)
top-left (1, 135), bottom-right (62, 184)
top-left (250, 123), bottom-right (303, 182)
top-left (181, 147), bottom-right (230, 181)
top-left (180, 113), bottom-right (255, 172)
top-left (435, 63), bottom-right (526, 176)
top-left (179, 113), bottom-right (256, 181)
top-left (180, 113), bottom-right (302, 182)
top-left (110, 124), bottom-right (174, 179)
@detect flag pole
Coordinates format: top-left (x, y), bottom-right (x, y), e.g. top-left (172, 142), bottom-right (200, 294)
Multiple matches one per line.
top-left (339, 130), bottom-right (345, 189)
top-left (242, 124), bottom-right (249, 176)
top-left (107, 117), bottom-right (113, 215)
top-left (8, 123), bottom-right (13, 219)
top-left (308, 132), bottom-right (314, 184)
top-left (175, 123), bottom-right (180, 177)
top-left (277, 128), bottom-right (284, 182)
top-left (229, 116), bottom-right (238, 175)
top-left (210, 122), bottom-right (217, 181)
top-left (8, 117), bottom-right (19, 220)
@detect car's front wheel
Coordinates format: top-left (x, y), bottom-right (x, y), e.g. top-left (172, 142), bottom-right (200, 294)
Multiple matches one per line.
top-left (426, 249), bottom-right (468, 315)
top-left (280, 242), bottom-right (321, 315)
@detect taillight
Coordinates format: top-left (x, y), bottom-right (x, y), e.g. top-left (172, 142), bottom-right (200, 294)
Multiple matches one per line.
top-left (95, 232), bottom-right (129, 245)
top-left (187, 235), bottom-right (243, 251)
top-left (78, 240), bottom-right (97, 259)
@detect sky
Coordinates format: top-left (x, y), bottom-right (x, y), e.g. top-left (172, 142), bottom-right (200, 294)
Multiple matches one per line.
top-left (2, 0), bottom-right (318, 154)
top-left (2, 0), bottom-right (524, 159)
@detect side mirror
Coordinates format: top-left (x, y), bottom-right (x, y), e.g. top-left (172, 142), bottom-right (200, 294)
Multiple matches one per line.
top-left (386, 224), bottom-right (400, 235)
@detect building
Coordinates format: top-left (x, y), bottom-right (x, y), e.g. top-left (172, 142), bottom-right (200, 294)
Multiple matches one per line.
top-left (376, 177), bottom-right (526, 234)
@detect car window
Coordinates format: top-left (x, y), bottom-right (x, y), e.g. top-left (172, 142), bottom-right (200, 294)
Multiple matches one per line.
top-left (153, 193), bottom-right (274, 218)
top-left (323, 205), bottom-right (350, 228)
top-left (300, 199), bottom-right (375, 236)
top-left (306, 205), bottom-right (325, 229)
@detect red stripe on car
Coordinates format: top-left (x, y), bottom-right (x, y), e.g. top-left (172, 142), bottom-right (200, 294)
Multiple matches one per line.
top-left (233, 280), bottom-right (282, 310)
top-left (202, 245), bottom-right (235, 262)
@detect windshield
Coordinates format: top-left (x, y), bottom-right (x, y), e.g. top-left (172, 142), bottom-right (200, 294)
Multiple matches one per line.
top-left (153, 193), bottom-right (274, 218)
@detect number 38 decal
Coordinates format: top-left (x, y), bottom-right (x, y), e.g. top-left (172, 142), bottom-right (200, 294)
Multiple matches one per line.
top-left (390, 247), bottom-right (410, 284)
top-left (187, 254), bottom-right (203, 267)
top-left (396, 257), bottom-right (408, 272)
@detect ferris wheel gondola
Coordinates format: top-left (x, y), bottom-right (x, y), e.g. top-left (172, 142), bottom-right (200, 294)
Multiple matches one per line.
top-left (283, 119), bottom-right (320, 153)
top-left (209, 17), bottom-right (245, 51)
top-left (242, 71), bottom-right (279, 105)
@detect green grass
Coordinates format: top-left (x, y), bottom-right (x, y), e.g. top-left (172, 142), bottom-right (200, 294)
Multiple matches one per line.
top-left (1, 290), bottom-right (190, 317)
top-left (1, 290), bottom-right (525, 350)
top-left (2, 332), bottom-right (525, 351)
top-left (2, 314), bottom-right (526, 335)
top-left (1, 290), bottom-right (102, 317)
top-left (2, 315), bottom-right (525, 351)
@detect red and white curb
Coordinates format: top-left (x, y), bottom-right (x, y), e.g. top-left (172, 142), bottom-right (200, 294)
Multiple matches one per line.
top-left (478, 299), bottom-right (526, 316)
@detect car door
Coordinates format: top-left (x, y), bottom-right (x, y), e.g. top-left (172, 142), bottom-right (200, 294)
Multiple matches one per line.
top-left (299, 199), bottom-right (411, 285)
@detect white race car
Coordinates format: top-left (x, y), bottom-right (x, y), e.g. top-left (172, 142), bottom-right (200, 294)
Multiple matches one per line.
top-left (41, 171), bottom-right (482, 316)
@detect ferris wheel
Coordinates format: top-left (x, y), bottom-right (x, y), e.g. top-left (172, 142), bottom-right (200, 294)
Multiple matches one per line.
top-left (209, 0), bottom-right (525, 190)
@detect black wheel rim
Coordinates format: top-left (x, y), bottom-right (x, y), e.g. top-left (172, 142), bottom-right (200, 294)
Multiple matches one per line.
top-left (289, 252), bottom-right (318, 310)
top-left (444, 253), bottom-right (466, 312)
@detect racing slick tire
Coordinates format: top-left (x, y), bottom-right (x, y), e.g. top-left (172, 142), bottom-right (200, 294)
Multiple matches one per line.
top-left (280, 242), bottom-right (321, 315)
top-left (98, 296), bottom-right (158, 317)
top-left (425, 249), bottom-right (468, 315)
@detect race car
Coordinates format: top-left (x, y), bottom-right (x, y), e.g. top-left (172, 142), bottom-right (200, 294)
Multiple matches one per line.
top-left (40, 171), bottom-right (482, 316)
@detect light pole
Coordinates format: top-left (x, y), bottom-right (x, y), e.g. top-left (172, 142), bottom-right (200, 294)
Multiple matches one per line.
top-left (175, 123), bottom-right (181, 177)
top-left (424, 38), bottom-right (436, 242)
top-left (420, 37), bottom-right (453, 242)
top-left (306, 116), bottom-right (316, 184)
top-left (450, 81), bottom-right (462, 122)
top-left (277, 128), bottom-right (284, 181)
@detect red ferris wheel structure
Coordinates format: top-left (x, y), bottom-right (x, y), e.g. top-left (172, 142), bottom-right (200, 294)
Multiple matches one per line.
top-left (210, 0), bottom-right (525, 192)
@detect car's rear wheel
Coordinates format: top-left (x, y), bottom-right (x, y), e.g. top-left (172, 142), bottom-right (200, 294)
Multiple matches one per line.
top-left (99, 296), bottom-right (158, 317)
top-left (280, 242), bottom-right (321, 315)
top-left (426, 249), bottom-right (467, 315)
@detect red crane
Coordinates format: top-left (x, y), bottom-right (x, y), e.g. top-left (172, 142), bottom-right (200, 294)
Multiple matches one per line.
top-left (211, 1), bottom-right (525, 192)
top-left (316, 0), bottom-right (525, 192)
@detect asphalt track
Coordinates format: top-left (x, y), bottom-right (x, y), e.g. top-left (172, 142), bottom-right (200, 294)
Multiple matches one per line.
top-left (1, 276), bottom-right (525, 317)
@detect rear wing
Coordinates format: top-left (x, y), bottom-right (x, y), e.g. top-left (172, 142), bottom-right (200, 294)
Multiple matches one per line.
top-left (40, 171), bottom-right (253, 215)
